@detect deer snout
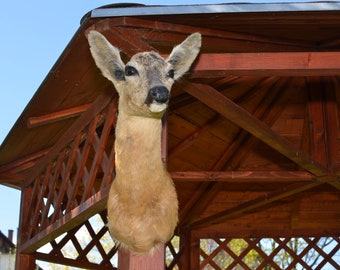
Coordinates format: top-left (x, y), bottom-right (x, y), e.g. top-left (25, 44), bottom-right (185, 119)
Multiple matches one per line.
top-left (146, 86), bottom-right (170, 105)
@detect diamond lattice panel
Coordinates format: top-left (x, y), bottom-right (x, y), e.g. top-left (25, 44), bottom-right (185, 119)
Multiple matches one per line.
top-left (35, 212), bottom-right (118, 270)
top-left (198, 237), bottom-right (340, 270)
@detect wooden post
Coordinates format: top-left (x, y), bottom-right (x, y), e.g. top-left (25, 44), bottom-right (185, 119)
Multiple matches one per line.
top-left (15, 187), bottom-right (36, 270)
top-left (178, 228), bottom-right (191, 269)
top-left (118, 245), bottom-right (165, 269)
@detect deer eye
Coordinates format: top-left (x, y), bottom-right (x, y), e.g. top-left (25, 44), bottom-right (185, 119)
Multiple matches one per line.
top-left (125, 66), bottom-right (138, 76)
top-left (167, 69), bottom-right (175, 79)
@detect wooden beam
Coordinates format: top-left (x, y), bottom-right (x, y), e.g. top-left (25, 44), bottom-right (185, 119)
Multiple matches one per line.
top-left (181, 82), bottom-right (327, 176)
top-left (0, 148), bottom-right (49, 184)
top-left (190, 182), bottom-right (321, 229)
top-left (171, 171), bottom-right (315, 182)
top-left (190, 52), bottom-right (340, 77)
top-left (27, 104), bottom-right (91, 128)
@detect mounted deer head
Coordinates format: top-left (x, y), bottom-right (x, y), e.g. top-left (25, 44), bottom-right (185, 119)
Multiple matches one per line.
top-left (88, 30), bottom-right (201, 117)
top-left (87, 31), bottom-right (201, 254)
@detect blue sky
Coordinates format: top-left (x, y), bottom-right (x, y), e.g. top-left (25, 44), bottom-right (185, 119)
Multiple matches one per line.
top-left (0, 0), bottom-right (327, 243)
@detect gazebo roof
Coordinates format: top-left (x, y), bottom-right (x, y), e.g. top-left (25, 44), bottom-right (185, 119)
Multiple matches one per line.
top-left (1, 2), bottom-right (340, 238)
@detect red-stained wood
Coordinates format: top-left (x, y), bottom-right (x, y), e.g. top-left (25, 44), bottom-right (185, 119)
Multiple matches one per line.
top-left (65, 117), bottom-right (99, 212)
top-left (20, 187), bottom-right (109, 253)
top-left (15, 254), bottom-right (36, 270)
top-left (109, 16), bottom-right (310, 51)
top-left (51, 133), bottom-right (83, 224)
top-left (171, 171), bottom-right (314, 182)
top-left (25, 88), bottom-right (114, 187)
top-left (324, 78), bottom-right (340, 174)
top-left (306, 77), bottom-right (328, 168)
top-left (191, 52), bottom-right (340, 76)
top-left (81, 100), bottom-right (117, 203)
top-left (190, 182), bottom-right (321, 229)
top-left (190, 236), bottom-right (201, 270)
top-left (16, 187), bottom-right (37, 270)
top-left (27, 104), bottom-right (91, 128)
top-left (118, 246), bottom-right (165, 270)
top-left (178, 77), bottom-right (295, 226)
top-left (181, 81), bottom-right (327, 176)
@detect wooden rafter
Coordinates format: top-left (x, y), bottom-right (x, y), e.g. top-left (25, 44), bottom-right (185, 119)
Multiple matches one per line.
top-left (180, 81), bottom-right (327, 176)
top-left (0, 149), bottom-right (49, 183)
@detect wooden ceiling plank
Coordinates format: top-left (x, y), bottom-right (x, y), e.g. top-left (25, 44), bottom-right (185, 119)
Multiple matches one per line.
top-left (27, 104), bottom-right (91, 128)
top-left (88, 24), bottom-right (157, 57)
top-left (190, 182), bottom-right (321, 229)
top-left (179, 77), bottom-right (293, 226)
top-left (115, 17), bottom-right (311, 50)
top-left (171, 171), bottom-right (315, 182)
top-left (216, 77), bottom-right (292, 171)
top-left (168, 115), bottom-right (219, 159)
top-left (181, 81), bottom-right (327, 176)
top-left (190, 52), bottom-right (340, 77)
top-left (305, 77), bottom-right (328, 168)
top-left (107, 27), bottom-right (157, 55)
top-left (305, 77), bottom-right (339, 175)
top-left (324, 77), bottom-right (340, 174)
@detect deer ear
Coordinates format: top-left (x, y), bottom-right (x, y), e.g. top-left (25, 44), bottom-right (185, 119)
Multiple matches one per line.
top-left (166, 32), bottom-right (201, 80)
top-left (87, 30), bottom-right (125, 84)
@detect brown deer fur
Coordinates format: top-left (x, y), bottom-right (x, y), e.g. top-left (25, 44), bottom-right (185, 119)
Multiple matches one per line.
top-left (87, 31), bottom-right (201, 253)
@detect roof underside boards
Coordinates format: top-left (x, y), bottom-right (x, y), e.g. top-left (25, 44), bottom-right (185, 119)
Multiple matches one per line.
top-left (0, 2), bottom-right (340, 236)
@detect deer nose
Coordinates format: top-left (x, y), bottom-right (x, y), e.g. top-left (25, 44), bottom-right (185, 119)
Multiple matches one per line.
top-left (146, 86), bottom-right (170, 104)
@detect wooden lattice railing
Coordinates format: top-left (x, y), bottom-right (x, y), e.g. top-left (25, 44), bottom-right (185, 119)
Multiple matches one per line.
top-left (198, 237), bottom-right (340, 270)
top-left (164, 236), bottom-right (340, 270)
top-left (18, 90), bottom-right (119, 268)
top-left (35, 211), bottom-right (118, 269)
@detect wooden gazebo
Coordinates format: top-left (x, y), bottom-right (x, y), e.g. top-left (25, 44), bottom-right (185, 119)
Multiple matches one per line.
top-left (1, 2), bottom-right (340, 269)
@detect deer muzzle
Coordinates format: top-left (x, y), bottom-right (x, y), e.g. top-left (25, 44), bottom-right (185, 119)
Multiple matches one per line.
top-left (145, 86), bottom-right (170, 105)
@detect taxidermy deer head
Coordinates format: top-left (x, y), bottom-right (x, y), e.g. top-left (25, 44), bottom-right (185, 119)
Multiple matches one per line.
top-left (88, 30), bottom-right (201, 254)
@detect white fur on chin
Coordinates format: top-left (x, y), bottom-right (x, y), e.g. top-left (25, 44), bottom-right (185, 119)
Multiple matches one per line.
top-left (148, 103), bottom-right (167, 113)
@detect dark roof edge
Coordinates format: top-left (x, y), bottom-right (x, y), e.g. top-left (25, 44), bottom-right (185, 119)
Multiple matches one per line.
top-left (90, 1), bottom-right (340, 18)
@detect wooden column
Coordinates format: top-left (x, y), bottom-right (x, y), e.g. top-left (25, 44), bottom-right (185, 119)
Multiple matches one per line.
top-left (15, 187), bottom-right (36, 270)
top-left (118, 245), bottom-right (165, 269)
top-left (178, 227), bottom-right (192, 269)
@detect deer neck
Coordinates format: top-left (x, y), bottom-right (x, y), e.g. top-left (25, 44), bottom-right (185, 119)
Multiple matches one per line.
top-left (114, 107), bottom-right (166, 186)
